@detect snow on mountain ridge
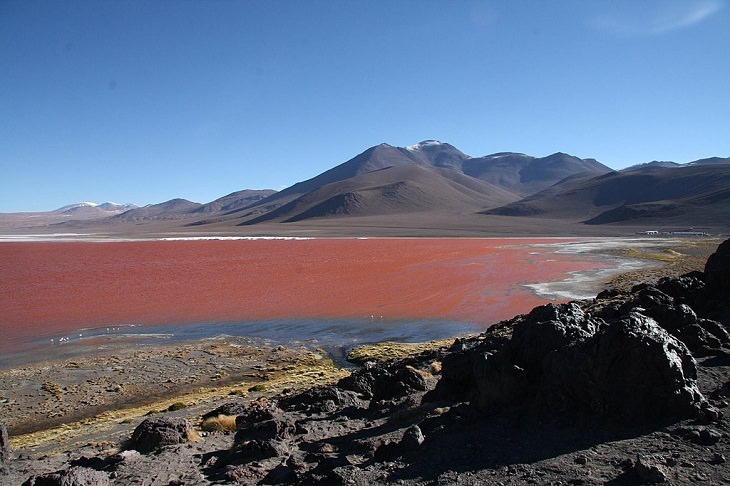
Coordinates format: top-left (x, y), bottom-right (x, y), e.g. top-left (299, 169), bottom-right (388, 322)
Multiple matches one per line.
top-left (56, 202), bottom-right (98, 211)
top-left (55, 201), bottom-right (137, 212)
top-left (406, 140), bottom-right (444, 151)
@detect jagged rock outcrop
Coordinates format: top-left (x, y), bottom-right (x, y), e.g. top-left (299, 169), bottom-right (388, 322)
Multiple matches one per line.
top-left (127, 417), bottom-right (197, 454)
top-left (337, 362), bottom-right (427, 402)
top-left (705, 238), bottom-right (730, 296)
top-left (428, 302), bottom-right (706, 423)
top-left (540, 312), bottom-right (703, 423)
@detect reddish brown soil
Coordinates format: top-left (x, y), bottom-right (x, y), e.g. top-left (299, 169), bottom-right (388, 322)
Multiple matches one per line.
top-left (0, 238), bottom-right (607, 347)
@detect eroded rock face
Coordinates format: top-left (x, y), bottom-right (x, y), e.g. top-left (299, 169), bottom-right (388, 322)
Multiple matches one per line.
top-left (127, 417), bottom-right (196, 454)
top-left (508, 302), bottom-right (603, 379)
top-left (541, 313), bottom-right (703, 423)
top-left (431, 302), bottom-right (706, 424)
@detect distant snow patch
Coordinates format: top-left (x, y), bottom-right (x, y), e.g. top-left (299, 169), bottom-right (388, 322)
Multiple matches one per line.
top-left (406, 140), bottom-right (444, 151)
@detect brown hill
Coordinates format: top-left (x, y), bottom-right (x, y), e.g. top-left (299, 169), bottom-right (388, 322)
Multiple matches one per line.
top-left (485, 163), bottom-right (730, 228)
top-left (239, 163), bottom-right (518, 225)
top-left (113, 198), bottom-right (203, 222)
top-left (210, 141), bottom-right (609, 227)
top-left (193, 189), bottom-right (277, 214)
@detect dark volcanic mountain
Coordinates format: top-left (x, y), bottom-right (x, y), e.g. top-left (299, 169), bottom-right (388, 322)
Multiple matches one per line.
top-left (223, 141), bottom-right (611, 225)
top-left (240, 162), bottom-right (517, 225)
top-left (485, 161), bottom-right (730, 227)
top-left (256, 141), bottom-right (470, 209)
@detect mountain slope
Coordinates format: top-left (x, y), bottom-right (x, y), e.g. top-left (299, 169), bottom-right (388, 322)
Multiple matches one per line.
top-left (193, 189), bottom-right (277, 214)
top-left (113, 198), bottom-right (203, 222)
top-left (464, 152), bottom-right (611, 195)
top-left (225, 141), bottom-right (608, 226)
top-left (239, 163), bottom-right (518, 225)
top-left (484, 163), bottom-right (730, 226)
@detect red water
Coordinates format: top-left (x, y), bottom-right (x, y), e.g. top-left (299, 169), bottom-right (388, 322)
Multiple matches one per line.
top-left (0, 238), bottom-right (608, 347)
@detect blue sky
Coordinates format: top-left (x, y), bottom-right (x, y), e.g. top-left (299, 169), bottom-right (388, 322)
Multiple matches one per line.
top-left (1, 0), bottom-right (729, 212)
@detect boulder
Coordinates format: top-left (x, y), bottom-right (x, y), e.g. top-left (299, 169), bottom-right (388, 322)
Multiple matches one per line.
top-left (540, 313), bottom-right (704, 423)
top-left (508, 302), bottom-right (602, 380)
top-left (337, 364), bottom-right (391, 399)
top-left (235, 439), bottom-right (288, 461)
top-left (634, 453), bottom-right (669, 483)
top-left (575, 313), bottom-right (703, 423)
top-left (433, 304), bottom-right (705, 424)
top-left (338, 363), bottom-right (427, 402)
top-left (201, 402), bottom-right (249, 420)
top-left (278, 385), bottom-right (363, 414)
top-left (612, 281), bottom-right (728, 355)
top-left (399, 425), bottom-right (425, 450)
top-left (656, 272), bottom-right (705, 306)
top-left (233, 404), bottom-right (295, 444)
top-left (704, 238), bottom-right (730, 295)
top-left (127, 417), bottom-right (196, 454)
top-left (21, 466), bottom-right (109, 486)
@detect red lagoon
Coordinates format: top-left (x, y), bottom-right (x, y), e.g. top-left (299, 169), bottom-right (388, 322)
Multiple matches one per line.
top-left (0, 238), bottom-right (609, 346)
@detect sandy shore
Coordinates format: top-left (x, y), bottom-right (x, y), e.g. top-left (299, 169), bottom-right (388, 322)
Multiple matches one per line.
top-left (1, 237), bottom-right (721, 457)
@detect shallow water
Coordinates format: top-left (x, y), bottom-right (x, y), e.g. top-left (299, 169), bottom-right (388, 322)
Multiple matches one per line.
top-left (0, 318), bottom-right (482, 368)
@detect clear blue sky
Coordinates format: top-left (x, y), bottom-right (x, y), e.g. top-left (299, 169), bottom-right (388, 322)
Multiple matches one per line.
top-left (1, 0), bottom-right (729, 212)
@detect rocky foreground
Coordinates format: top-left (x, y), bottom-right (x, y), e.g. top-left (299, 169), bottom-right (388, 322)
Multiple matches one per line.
top-left (3, 240), bottom-right (730, 485)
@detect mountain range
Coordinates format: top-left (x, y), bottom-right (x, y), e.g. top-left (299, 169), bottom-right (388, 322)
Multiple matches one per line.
top-left (2, 141), bottom-right (729, 236)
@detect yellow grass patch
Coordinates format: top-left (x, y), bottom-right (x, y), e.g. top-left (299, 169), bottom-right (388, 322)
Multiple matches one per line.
top-left (200, 414), bottom-right (238, 432)
top-left (346, 338), bottom-right (456, 365)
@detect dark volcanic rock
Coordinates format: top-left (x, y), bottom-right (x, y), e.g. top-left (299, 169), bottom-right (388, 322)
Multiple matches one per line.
top-left (233, 402), bottom-right (295, 444)
top-left (433, 303), bottom-right (704, 423)
top-left (471, 351), bottom-right (529, 414)
top-left (550, 313), bottom-right (703, 423)
top-left (635, 453), bottom-right (669, 483)
top-left (400, 424), bottom-right (425, 450)
top-left (235, 439), bottom-right (288, 460)
top-left (201, 402), bottom-right (249, 420)
top-left (621, 283), bottom-right (730, 354)
top-left (337, 363), bottom-right (427, 402)
top-left (21, 466), bottom-right (109, 486)
top-left (508, 302), bottom-right (602, 380)
top-left (656, 272), bottom-right (706, 307)
top-left (127, 417), bottom-right (196, 454)
top-left (705, 238), bottom-right (730, 295)
top-left (278, 385), bottom-right (363, 414)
